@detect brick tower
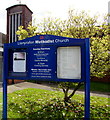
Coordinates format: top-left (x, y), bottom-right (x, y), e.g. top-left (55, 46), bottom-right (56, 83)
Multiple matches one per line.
top-left (6, 4), bottom-right (33, 43)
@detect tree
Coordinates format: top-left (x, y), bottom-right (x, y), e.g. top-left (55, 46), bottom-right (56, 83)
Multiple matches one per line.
top-left (37, 17), bottom-right (67, 36)
top-left (16, 9), bottom-right (109, 104)
top-left (65, 10), bottom-right (109, 78)
top-left (16, 22), bottom-right (38, 40)
top-left (58, 82), bottom-right (84, 104)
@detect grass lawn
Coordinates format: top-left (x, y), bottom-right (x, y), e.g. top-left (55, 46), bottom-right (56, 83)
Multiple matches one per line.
top-left (76, 81), bottom-right (110, 93)
top-left (5, 88), bottom-right (109, 119)
top-left (90, 81), bottom-right (110, 93)
top-left (29, 81), bottom-right (110, 93)
top-left (0, 82), bottom-right (109, 119)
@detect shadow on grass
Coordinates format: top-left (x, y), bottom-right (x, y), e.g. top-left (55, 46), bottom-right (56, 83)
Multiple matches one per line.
top-left (8, 99), bottom-right (85, 120)
top-left (8, 98), bottom-right (109, 120)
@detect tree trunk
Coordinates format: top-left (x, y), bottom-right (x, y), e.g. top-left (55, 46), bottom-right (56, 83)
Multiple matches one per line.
top-left (63, 82), bottom-right (84, 104)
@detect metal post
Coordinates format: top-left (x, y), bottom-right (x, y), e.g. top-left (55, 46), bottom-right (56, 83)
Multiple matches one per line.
top-left (85, 81), bottom-right (90, 119)
top-left (3, 44), bottom-right (8, 120)
top-left (3, 78), bottom-right (7, 120)
top-left (84, 38), bottom-right (90, 119)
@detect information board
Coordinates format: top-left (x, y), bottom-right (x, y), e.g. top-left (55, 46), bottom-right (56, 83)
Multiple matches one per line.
top-left (3, 35), bottom-right (90, 119)
top-left (3, 35), bottom-right (89, 82)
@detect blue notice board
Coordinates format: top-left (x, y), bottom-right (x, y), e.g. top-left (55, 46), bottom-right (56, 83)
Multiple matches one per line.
top-left (3, 35), bottom-right (90, 119)
top-left (4, 35), bottom-right (90, 82)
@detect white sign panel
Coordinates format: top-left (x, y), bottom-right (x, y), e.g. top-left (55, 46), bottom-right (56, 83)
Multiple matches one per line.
top-left (13, 52), bottom-right (26, 72)
top-left (57, 46), bottom-right (81, 79)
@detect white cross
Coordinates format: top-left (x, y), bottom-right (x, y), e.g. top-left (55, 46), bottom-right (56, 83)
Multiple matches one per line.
top-left (17, 0), bottom-right (21, 4)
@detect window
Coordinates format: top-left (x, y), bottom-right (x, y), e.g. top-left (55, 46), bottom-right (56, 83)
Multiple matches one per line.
top-left (9, 13), bottom-right (22, 43)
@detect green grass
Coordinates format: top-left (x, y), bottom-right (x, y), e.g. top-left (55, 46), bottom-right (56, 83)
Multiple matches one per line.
top-left (6, 88), bottom-right (110, 119)
top-left (78, 81), bottom-right (110, 93)
top-left (90, 81), bottom-right (110, 92)
top-left (28, 81), bottom-right (110, 93)
top-left (0, 81), bottom-right (109, 119)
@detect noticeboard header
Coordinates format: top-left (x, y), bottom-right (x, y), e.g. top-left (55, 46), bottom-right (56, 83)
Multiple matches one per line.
top-left (6, 35), bottom-right (87, 47)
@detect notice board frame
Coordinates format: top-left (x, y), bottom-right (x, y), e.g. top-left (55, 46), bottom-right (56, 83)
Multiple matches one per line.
top-left (3, 35), bottom-right (90, 119)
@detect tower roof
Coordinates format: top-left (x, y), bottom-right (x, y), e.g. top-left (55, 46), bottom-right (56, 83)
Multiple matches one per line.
top-left (6, 4), bottom-right (33, 14)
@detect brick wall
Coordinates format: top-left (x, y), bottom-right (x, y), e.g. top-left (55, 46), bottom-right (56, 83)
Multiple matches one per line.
top-left (6, 4), bottom-right (33, 43)
top-left (91, 75), bottom-right (110, 83)
top-left (8, 79), bottom-right (25, 85)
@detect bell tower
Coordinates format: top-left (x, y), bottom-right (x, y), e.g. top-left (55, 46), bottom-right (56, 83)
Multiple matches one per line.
top-left (6, 4), bottom-right (33, 43)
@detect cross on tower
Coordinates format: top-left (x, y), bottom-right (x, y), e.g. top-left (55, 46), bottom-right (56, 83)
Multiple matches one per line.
top-left (17, 0), bottom-right (21, 4)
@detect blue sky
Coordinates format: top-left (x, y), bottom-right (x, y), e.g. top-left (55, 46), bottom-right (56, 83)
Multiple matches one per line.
top-left (0, 0), bottom-right (109, 34)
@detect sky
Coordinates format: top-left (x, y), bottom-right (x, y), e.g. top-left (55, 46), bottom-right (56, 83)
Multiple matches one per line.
top-left (0, 0), bottom-right (109, 34)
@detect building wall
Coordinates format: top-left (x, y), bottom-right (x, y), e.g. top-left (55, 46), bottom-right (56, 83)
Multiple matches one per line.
top-left (0, 32), bottom-right (6, 83)
top-left (6, 4), bottom-right (33, 43)
top-left (24, 6), bottom-right (33, 28)
top-left (0, 32), bottom-right (7, 44)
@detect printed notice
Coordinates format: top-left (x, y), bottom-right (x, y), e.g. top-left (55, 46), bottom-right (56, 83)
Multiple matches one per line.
top-left (13, 52), bottom-right (26, 72)
top-left (57, 46), bottom-right (81, 79)
top-left (30, 47), bottom-right (55, 79)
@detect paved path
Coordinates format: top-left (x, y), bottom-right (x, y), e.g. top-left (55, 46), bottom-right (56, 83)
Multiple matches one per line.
top-left (0, 82), bottom-right (109, 98)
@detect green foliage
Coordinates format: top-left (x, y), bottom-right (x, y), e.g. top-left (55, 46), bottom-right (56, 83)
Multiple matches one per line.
top-left (16, 22), bottom-right (37, 40)
top-left (16, 9), bottom-right (109, 78)
top-left (16, 26), bottom-right (28, 40)
top-left (16, 9), bottom-right (109, 103)
top-left (90, 23), bottom-right (110, 77)
top-left (7, 88), bottom-right (110, 119)
top-left (66, 10), bottom-right (98, 38)
top-left (37, 9), bottom-right (109, 78)
top-left (90, 36), bottom-right (109, 77)
top-left (37, 17), bottom-right (66, 36)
